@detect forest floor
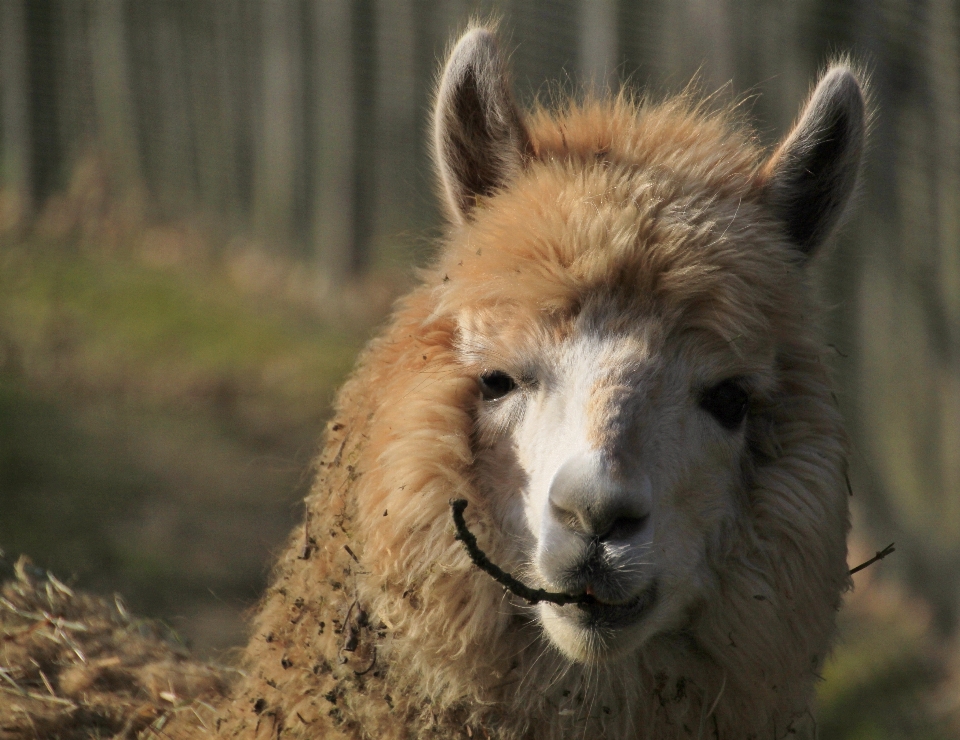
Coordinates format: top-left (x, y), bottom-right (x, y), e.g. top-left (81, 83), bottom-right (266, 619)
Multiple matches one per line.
top-left (0, 213), bottom-right (398, 656)
top-left (0, 209), bottom-right (956, 739)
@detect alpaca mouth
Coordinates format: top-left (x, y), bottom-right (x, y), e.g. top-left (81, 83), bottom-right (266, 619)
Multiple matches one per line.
top-left (564, 580), bottom-right (659, 630)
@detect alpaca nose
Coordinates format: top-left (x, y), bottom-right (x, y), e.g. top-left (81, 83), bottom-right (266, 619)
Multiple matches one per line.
top-left (547, 453), bottom-right (651, 541)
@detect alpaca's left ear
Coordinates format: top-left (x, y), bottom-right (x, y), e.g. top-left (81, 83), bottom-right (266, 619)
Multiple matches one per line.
top-left (433, 28), bottom-right (531, 224)
top-left (761, 65), bottom-right (866, 259)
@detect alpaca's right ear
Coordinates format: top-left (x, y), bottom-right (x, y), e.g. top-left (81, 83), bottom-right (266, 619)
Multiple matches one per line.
top-left (433, 28), bottom-right (531, 224)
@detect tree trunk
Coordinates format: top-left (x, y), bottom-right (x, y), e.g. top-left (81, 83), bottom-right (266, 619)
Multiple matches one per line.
top-left (312, 0), bottom-right (356, 281)
top-left (927, 0), bottom-right (960, 531)
top-left (25, 0), bottom-right (61, 207)
top-left (56, 0), bottom-right (97, 174)
top-left (0, 0), bottom-right (31, 224)
top-left (656, 0), bottom-right (734, 92)
top-left (578, 0), bottom-right (618, 95)
top-left (183, 2), bottom-right (233, 219)
top-left (89, 0), bottom-right (142, 207)
top-left (208, 0), bottom-right (245, 223)
top-left (372, 0), bottom-right (417, 267)
top-left (253, 0), bottom-right (303, 246)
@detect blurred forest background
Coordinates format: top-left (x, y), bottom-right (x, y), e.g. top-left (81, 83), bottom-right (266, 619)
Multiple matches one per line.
top-left (0, 1), bottom-right (957, 737)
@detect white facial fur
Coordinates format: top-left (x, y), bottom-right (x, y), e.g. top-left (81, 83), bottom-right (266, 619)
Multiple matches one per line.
top-left (464, 310), bottom-right (773, 663)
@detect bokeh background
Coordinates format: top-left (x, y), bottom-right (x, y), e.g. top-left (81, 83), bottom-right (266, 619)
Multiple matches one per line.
top-left (0, 1), bottom-right (957, 737)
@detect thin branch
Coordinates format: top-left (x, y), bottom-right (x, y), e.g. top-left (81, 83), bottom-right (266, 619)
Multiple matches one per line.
top-left (453, 501), bottom-right (892, 597)
top-left (849, 543), bottom-right (895, 575)
top-left (450, 500), bottom-right (592, 606)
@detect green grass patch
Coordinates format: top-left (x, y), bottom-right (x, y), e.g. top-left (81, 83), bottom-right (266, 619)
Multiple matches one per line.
top-left (0, 236), bottom-right (367, 655)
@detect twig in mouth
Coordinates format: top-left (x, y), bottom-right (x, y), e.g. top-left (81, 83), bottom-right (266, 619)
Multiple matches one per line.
top-left (450, 500), bottom-right (592, 606)
top-left (453, 501), bottom-right (891, 597)
top-left (849, 543), bottom-right (895, 575)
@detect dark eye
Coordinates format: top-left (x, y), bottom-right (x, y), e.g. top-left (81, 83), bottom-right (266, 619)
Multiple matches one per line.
top-left (479, 371), bottom-right (517, 400)
top-left (699, 379), bottom-right (749, 430)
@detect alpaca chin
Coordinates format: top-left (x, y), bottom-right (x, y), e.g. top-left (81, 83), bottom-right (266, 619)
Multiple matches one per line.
top-left (538, 583), bottom-right (662, 663)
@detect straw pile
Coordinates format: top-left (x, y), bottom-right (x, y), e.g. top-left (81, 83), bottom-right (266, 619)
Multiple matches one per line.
top-left (0, 556), bottom-right (228, 739)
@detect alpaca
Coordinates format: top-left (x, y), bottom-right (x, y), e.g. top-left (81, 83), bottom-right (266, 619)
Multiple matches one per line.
top-left (0, 26), bottom-right (864, 740)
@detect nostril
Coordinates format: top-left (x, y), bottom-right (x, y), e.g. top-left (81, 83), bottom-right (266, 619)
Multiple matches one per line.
top-left (548, 454), bottom-right (653, 538)
top-left (549, 499), bottom-right (586, 533)
top-left (601, 515), bottom-right (648, 542)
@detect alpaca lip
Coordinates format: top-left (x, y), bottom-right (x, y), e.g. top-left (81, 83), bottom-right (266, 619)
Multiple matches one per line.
top-left (566, 580), bottom-right (659, 629)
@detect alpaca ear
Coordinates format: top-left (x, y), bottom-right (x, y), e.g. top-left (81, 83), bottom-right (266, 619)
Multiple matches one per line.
top-left (433, 28), bottom-right (531, 223)
top-left (761, 65), bottom-right (866, 258)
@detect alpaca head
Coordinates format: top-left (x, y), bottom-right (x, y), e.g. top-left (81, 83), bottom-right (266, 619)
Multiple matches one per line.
top-left (432, 29), bottom-right (864, 665)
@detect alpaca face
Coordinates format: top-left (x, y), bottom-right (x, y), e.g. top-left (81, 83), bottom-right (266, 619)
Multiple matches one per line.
top-left (463, 300), bottom-right (775, 662)
top-left (435, 27), bottom-right (863, 672)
